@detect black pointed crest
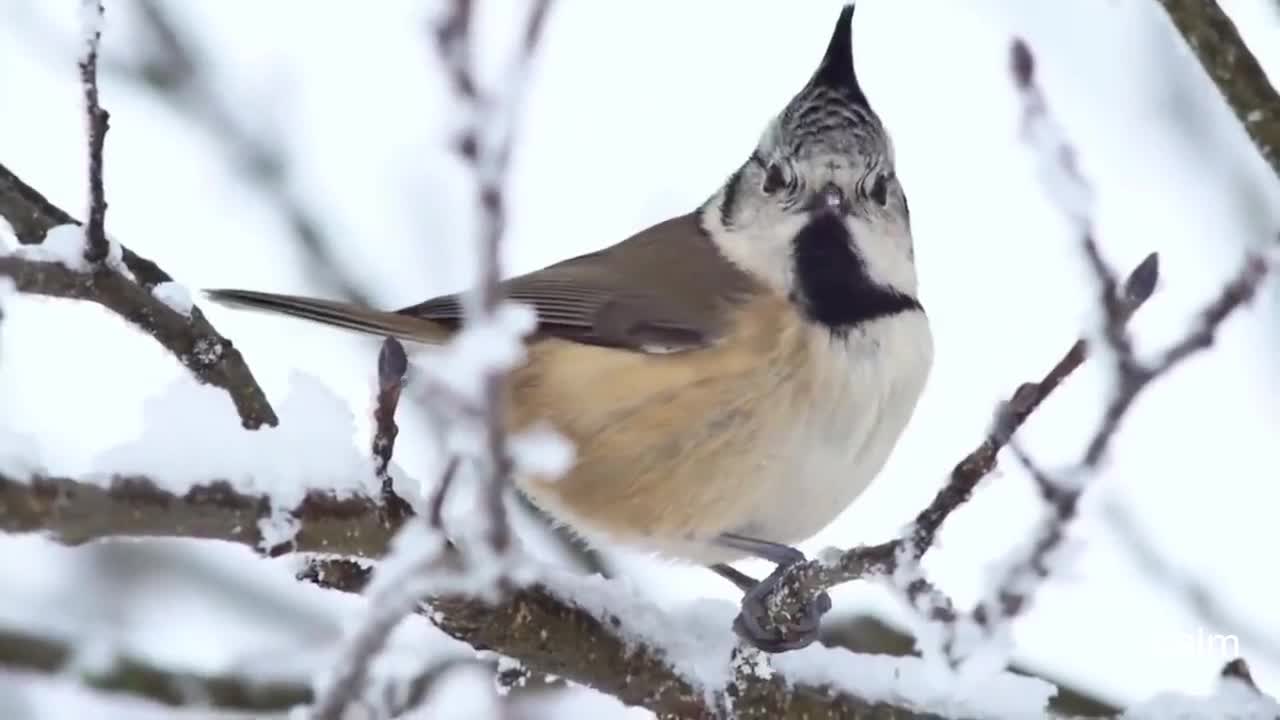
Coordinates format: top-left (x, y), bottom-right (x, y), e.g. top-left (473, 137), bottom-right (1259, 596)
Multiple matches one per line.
top-left (807, 3), bottom-right (867, 105)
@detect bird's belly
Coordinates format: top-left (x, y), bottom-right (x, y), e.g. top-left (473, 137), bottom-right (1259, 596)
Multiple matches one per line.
top-left (728, 313), bottom-right (933, 550)
top-left (515, 310), bottom-right (932, 566)
top-left (737, 424), bottom-right (884, 547)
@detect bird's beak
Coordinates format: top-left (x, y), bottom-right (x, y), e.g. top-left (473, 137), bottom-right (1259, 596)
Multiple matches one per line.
top-left (805, 183), bottom-right (848, 215)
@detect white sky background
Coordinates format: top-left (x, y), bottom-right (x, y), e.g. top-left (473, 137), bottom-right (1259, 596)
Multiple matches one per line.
top-left (1, 0), bottom-right (1279, 713)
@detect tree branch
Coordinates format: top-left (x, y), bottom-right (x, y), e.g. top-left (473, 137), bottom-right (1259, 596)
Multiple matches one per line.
top-left (0, 469), bottom-right (1025, 719)
top-left (77, 0), bottom-right (110, 265)
top-left (0, 625), bottom-right (310, 713)
top-left (738, 251), bottom-right (1158, 646)
top-left (1156, 0), bottom-right (1280, 179)
top-left (0, 473), bottom-right (398, 558)
top-left (0, 162), bottom-right (278, 429)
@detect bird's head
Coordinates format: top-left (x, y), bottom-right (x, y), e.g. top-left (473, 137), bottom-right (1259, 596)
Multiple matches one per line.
top-left (705, 3), bottom-right (918, 332)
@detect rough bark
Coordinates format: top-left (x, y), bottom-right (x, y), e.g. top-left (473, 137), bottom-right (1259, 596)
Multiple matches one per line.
top-left (1157, 0), bottom-right (1280, 178)
top-left (0, 473), bottom-right (396, 558)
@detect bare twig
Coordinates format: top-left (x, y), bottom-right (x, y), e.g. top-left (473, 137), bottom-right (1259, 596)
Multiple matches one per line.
top-left (372, 337), bottom-right (408, 487)
top-left (0, 163), bottom-right (277, 429)
top-left (77, 0), bottom-right (110, 265)
top-left (428, 455), bottom-right (461, 530)
top-left (739, 252), bottom-right (1159, 645)
top-left (302, 5), bottom-right (556, 717)
top-left (964, 37), bottom-right (1275, 649)
top-left (431, 0), bottom-right (552, 554)
top-left (372, 336), bottom-right (414, 525)
top-left (305, 533), bottom-right (443, 720)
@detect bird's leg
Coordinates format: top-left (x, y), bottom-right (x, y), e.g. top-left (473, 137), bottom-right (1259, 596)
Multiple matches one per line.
top-left (714, 533), bottom-right (832, 652)
top-left (710, 563), bottom-right (758, 593)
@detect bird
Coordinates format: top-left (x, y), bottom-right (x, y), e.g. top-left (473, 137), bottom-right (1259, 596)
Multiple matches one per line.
top-left (206, 2), bottom-right (931, 652)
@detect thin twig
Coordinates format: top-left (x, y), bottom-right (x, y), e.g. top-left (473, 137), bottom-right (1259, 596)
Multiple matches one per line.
top-left (373, 336), bottom-right (414, 525)
top-left (428, 455), bottom-right (462, 530)
top-left (738, 252), bottom-right (1159, 645)
top-left (77, 0), bottom-right (110, 265)
top-left (305, 552), bottom-right (438, 720)
top-left (963, 37), bottom-right (1275, 650)
top-left (432, 0), bottom-right (550, 553)
top-left (373, 337), bottom-right (408, 486)
top-left (302, 5), bottom-right (555, 716)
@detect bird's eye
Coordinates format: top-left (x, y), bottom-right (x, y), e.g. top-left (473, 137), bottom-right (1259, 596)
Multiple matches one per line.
top-left (762, 163), bottom-right (788, 195)
top-left (870, 172), bottom-right (890, 204)
top-left (868, 174), bottom-right (889, 206)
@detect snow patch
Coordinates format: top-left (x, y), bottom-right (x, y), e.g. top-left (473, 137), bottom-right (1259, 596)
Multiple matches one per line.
top-left (13, 225), bottom-right (91, 272)
top-left (6, 225), bottom-right (136, 282)
top-left (509, 422), bottom-right (575, 479)
top-left (538, 565), bottom-right (1056, 718)
top-left (92, 371), bottom-right (387, 509)
top-left (151, 281), bottom-right (194, 317)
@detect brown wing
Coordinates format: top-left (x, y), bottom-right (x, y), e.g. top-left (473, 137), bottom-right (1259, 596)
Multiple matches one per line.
top-left (396, 212), bottom-right (764, 353)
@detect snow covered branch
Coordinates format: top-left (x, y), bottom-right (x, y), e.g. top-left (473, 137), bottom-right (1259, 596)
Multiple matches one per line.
top-left (1156, 0), bottom-right (1280, 179)
top-left (0, 624), bottom-right (311, 713)
top-left (0, 471), bottom-right (401, 558)
top-left (0, 163), bottom-right (277, 429)
top-left (77, 0), bottom-right (110, 266)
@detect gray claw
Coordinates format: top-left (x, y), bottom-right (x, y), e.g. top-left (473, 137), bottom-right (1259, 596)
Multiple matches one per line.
top-left (732, 565), bottom-right (832, 652)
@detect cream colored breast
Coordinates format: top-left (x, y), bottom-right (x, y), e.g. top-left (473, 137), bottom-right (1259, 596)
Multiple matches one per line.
top-left (735, 308), bottom-right (933, 546)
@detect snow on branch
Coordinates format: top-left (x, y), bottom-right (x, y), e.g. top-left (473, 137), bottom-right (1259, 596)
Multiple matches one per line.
top-left (0, 471), bottom-right (398, 558)
top-left (0, 162), bottom-right (277, 429)
top-left (77, 0), bottom-right (110, 266)
top-left (0, 624), bottom-right (310, 713)
top-left (0, 0), bottom-right (275, 429)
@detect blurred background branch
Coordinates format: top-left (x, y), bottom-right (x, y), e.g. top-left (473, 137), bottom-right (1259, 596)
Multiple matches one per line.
top-left (105, 0), bottom-right (376, 306)
top-left (1156, 0), bottom-right (1280, 179)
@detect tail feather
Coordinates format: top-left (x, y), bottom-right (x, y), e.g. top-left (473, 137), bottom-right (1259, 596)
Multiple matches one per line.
top-left (204, 288), bottom-right (451, 345)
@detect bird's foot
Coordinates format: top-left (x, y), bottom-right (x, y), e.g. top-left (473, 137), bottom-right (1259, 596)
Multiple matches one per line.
top-left (731, 562), bottom-right (832, 653)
